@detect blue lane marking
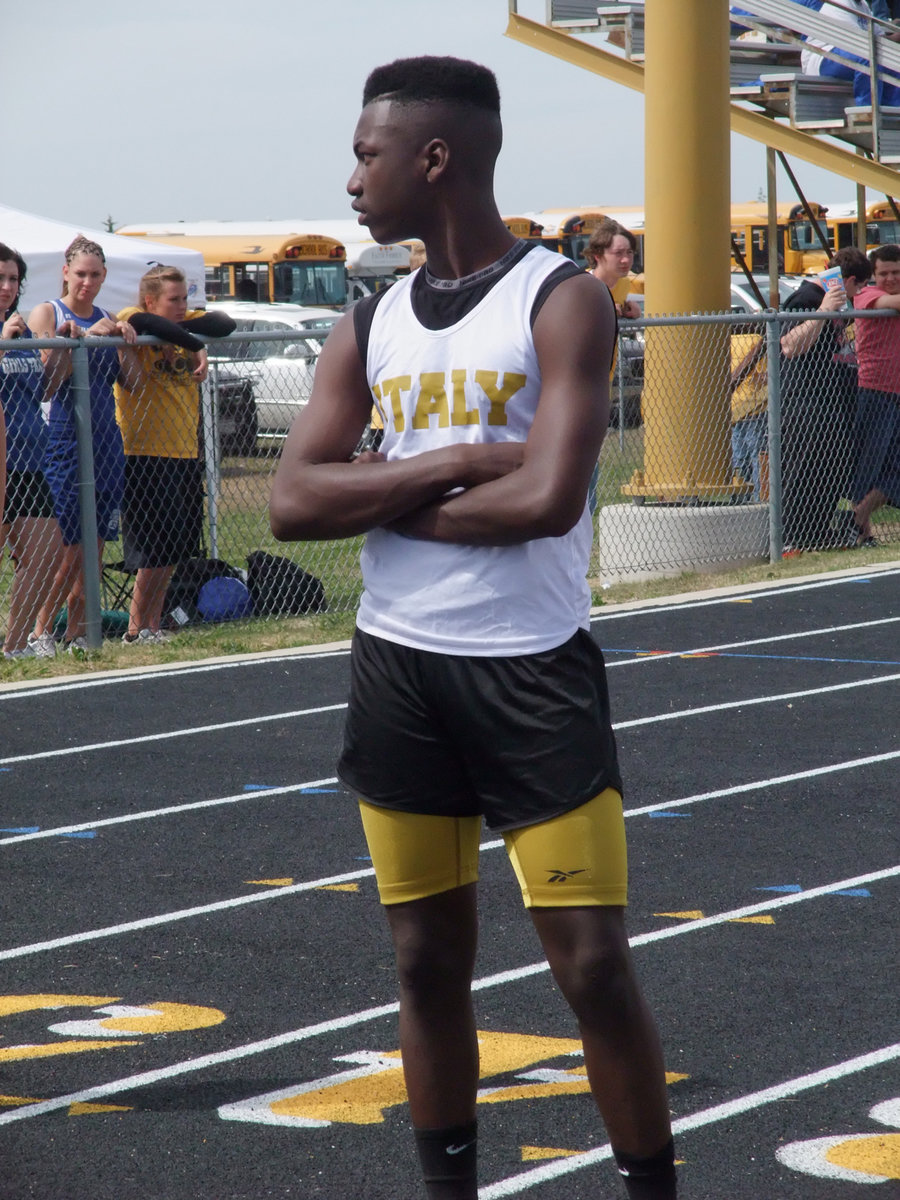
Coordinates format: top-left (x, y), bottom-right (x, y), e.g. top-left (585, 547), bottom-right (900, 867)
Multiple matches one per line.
top-left (243, 784), bottom-right (280, 791)
top-left (61, 831), bottom-right (96, 839)
top-left (756, 884), bottom-right (803, 893)
top-left (300, 788), bottom-right (339, 794)
top-left (0, 826), bottom-right (40, 834)
top-left (649, 812), bottom-right (692, 819)
top-left (832, 888), bottom-right (872, 897)
top-left (602, 649), bottom-right (900, 666)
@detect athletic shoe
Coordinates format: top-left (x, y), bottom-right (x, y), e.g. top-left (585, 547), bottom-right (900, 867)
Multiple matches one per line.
top-left (66, 637), bottom-right (89, 658)
top-left (122, 629), bottom-right (170, 646)
top-left (4, 645), bottom-right (39, 660)
top-left (27, 632), bottom-right (57, 658)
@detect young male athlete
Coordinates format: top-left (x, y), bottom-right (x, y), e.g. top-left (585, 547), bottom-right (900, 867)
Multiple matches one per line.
top-left (270, 56), bottom-right (676, 1200)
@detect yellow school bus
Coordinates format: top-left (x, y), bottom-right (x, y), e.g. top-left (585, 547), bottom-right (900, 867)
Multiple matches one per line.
top-left (119, 229), bottom-right (347, 308)
top-left (827, 200), bottom-right (900, 254)
top-left (501, 215), bottom-right (545, 239)
top-left (730, 201), bottom-right (831, 275)
top-left (530, 208), bottom-right (645, 272)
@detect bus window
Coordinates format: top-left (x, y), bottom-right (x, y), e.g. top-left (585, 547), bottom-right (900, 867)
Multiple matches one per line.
top-left (872, 218), bottom-right (900, 244)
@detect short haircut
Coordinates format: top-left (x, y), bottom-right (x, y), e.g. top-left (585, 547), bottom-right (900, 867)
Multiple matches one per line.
top-left (0, 242), bottom-right (27, 314)
top-left (869, 243), bottom-right (900, 267)
top-left (138, 263), bottom-right (186, 307)
top-left (829, 246), bottom-right (872, 284)
top-left (363, 56), bottom-right (500, 113)
top-left (584, 219), bottom-right (636, 269)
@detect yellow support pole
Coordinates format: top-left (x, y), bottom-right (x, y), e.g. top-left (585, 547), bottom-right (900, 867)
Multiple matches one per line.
top-left (623, 0), bottom-right (733, 499)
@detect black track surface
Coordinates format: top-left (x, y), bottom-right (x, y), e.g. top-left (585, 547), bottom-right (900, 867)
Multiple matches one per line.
top-left (1, 566), bottom-right (897, 1200)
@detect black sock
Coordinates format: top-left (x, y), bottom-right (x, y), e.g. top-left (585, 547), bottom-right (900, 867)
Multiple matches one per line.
top-left (414, 1120), bottom-right (478, 1199)
top-left (613, 1136), bottom-right (677, 1199)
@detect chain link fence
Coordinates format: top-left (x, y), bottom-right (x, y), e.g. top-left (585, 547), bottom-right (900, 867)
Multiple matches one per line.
top-left (2, 310), bottom-right (898, 655)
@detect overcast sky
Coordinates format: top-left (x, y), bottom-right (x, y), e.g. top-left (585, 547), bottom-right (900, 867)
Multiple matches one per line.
top-left (5, 0), bottom-right (860, 233)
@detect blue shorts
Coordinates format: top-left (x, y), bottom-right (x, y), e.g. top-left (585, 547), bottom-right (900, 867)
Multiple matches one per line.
top-left (50, 484), bottom-right (121, 545)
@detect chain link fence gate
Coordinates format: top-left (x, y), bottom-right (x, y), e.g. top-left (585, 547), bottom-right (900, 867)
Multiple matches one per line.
top-left (2, 312), bottom-right (898, 655)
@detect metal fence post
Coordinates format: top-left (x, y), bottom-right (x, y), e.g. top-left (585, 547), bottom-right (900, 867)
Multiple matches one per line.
top-left (201, 367), bottom-right (220, 560)
top-left (71, 339), bottom-right (103, 649)
top-left (765, 312), bottom-right (783, 562)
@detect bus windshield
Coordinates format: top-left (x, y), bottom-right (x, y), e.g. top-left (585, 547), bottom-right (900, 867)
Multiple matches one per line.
top-left (273, 262), bottom-right (346, 307)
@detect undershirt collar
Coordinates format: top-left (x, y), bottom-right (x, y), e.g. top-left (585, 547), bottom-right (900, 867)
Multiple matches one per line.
top-left (423, 239), bottom-right (527, 291)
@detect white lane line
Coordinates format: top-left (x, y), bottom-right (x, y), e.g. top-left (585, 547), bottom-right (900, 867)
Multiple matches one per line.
top-left (0, 865), bottom-right (377, 962)
top-left (3, 729), bottom-right (897, 854)
top-left (0, 702), bottom-right (347, 767)
top-left (3, 747), bottom-right (898, 949)
top-left (4, 658), bottom-right (897, 771)
top-left (479, 1042), bottom-right (900, 1197)
top-left (0, 865), bottom-right (895, 1128)
top-left (605, 615), bottom-right (900, 667)
top-left (0, 649), bottom-right (351, 700)
top-left (591, 565), bottom-right (900, 623)
top-left (614, 671), bottom-right (900, 728)
top-left (0, 778), bottom-right (340, 845)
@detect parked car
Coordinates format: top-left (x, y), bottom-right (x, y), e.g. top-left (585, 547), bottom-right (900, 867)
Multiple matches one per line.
top-left (730, 273), bottom-right (803, 313)
top-left (207, 303), bottom-right (339, 441)
top-left (214, 373), bottom-right (258, 457)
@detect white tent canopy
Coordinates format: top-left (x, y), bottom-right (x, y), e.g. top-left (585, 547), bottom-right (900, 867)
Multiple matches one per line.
top-left (0, 203), bottom-right (207, 318)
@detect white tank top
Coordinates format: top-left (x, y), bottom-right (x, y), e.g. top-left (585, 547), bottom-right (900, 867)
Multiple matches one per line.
top-left (357, 245), bottom-right (593, 656)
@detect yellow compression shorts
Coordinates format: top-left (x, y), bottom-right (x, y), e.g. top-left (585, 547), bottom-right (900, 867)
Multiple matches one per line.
top-left (358, 787), bottom-right (627, 908)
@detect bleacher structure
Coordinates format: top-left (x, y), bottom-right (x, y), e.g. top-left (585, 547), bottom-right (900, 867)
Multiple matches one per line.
top-left (544, 0), bottom-right (900, 165)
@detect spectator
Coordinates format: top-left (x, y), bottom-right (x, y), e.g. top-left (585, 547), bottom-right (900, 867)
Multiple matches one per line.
top-left (0, 244), bottom-right (71, 659)
top-left (115, 265), bottom-right (236, 643)
top-left (584, 219), bottom-right (640, 512)
top-left (778, 246), bottom-right (870, 550)
top-left (729, 325), bottom-right (768, 502)
top-left (793, 0), bottom-right (900, 107)
top-left (28, 236), bottom-right (135, 654)
top-left (847, 243), bottom-right (900, 542)
top-left (585, 219), bottom-right (641, 318)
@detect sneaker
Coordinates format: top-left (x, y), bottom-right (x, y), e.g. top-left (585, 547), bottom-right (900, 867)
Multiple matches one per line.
top-left (122, 628), bottom-right (170, 646)
top-left (27, 632), bottom-right (57, 659)
top-left (4, 645), bottom-right (38, 660)
top-left (66, 636), bottom-right (89, 658)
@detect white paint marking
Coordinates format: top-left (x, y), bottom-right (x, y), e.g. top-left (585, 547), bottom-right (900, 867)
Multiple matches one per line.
top-left (480, 1044), bottom-right (900, 1197)
top-left (0, 703), bottom-right (347, 767)
top-left (591, 564), bottom-right (900, 623)
top-left (776, 1134), bottom-right (891, 1184)
top-left (0, 778), bottom-right (339, 845)
top-left (3, 663), bottom-right (897, 774)
top-left (3, 755), bottom-right (898, 955)
top-left (0, 874), bottom-right (895, 1130)
top-left (614, 671), bottom-right (900, 729)
top-left (0, 648), bottom-right (351, 701)
top-left (604, 616), bottom-right (900, 668)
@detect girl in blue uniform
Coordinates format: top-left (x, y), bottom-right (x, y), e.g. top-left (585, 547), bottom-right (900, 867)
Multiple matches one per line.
top-left (0, 243), bottom-right (70, 659)
top-left (28, 236), bottom-right (134, 651)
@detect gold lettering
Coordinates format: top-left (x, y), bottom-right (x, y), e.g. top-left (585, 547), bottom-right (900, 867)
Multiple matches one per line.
top-left (474, 371), bottom-right (527, 426)
top-left (412, 373), bottom-right (450, 429)
top-left (450, 369), bottom-right (479, 426)
top-left (377, 376), bottom-right (411, 433)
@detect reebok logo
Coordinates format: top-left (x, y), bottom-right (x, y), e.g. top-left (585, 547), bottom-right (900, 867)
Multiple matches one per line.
top-left (546, 868), bottom-right (587, 884)
top-left (446, 1141), bottom-right (475, 1156)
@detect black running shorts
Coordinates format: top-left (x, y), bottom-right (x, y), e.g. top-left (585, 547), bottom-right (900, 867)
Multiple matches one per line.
top-left (338, 627), bottom-right (623, 832)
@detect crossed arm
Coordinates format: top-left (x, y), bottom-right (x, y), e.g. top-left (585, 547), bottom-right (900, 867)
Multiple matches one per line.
top-left (269, 271), bottom-right (615, 547)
